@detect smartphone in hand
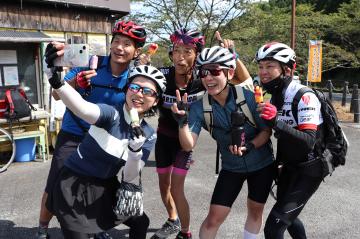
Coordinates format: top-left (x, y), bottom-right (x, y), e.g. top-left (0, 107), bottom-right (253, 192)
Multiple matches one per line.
top-left (53, 44), bottom-right (89, 67)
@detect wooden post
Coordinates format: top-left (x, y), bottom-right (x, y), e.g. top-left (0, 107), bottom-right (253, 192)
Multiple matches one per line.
top-left (342, 81), bottom-right (348, 107)
top-left (327, 80), bottom-right (333, 102)
top-left (350, 84), bottom-right (358, 113)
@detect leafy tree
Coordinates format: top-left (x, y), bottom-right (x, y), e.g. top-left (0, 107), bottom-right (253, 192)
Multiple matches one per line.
top-left (129, 0), bottom-right (251, 45)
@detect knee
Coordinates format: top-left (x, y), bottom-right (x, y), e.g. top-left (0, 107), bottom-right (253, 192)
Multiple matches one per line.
top-left (158, 178), bottom-right (171, 193)
top-left (203, 215), bottom-right (223, 229)
top-left (170, 184), bottom-right (185, 198)
top-left (247, 201), bottom-right (265, 222)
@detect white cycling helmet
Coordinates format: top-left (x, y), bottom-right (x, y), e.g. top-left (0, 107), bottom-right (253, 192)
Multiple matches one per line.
top-left (196, 46), bottom-right (236, 69)
top-left (255, 42), bottom-right (296, 69)
top-left (128, 65), bottom-right (167, 94)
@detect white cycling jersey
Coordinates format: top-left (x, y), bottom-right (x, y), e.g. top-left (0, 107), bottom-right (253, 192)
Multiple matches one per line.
top-left (277, 80), bottom-right (323, 130)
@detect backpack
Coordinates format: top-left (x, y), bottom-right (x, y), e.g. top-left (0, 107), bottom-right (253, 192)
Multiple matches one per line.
top-left (202, 84), bottom-right (257, 173)
top-left (292, 87), bottom-right (348, 176)
top-left (3, 88), bottom-right (36, 120)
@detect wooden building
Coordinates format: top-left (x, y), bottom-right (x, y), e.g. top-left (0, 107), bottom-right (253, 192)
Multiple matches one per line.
top-left (0, 0), bottom-right (130, 108)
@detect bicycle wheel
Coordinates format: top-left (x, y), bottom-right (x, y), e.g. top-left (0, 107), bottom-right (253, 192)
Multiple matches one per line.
top-left (0, 127), bottom-right (16, 173)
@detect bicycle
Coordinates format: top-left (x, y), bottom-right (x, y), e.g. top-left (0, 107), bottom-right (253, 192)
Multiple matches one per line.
top-left (0, 126), bottom-right (16, 173)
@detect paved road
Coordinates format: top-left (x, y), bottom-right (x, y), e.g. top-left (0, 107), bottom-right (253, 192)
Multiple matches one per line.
top-left (1, 118), bottom-right (359, 239)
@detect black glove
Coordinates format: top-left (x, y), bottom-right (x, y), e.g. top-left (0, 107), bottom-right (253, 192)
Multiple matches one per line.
top-left (45, 43), bottom-right (61, 68)
top-left (243, 142), bottom-right (255, 155)
top-left (48, 70), bottom-right (64, 89)
top-left (128, 126), bottom-right (146, 152)
top-left (172, 101), bottom-right (189, 128)
top-left (131, 126), bottom-right (145, 138)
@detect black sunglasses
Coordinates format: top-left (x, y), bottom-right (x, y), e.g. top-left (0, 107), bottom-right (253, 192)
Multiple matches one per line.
top-left (199, 69), bottom-right (223, 78)
top-left (128, 83), bottom-right (158, 97)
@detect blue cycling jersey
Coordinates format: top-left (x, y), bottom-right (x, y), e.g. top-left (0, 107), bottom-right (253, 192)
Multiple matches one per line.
top-left (188, 87), bottom-right (274, 173)
top-left (65, 103), bottom-right (156, 179)
top-left (61, 56), bottom-right (129, 136)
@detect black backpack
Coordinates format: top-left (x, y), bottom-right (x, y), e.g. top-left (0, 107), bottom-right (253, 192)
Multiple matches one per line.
top-left (292, 87), bottom-right (348, 176)
top-left (3, 88), bottom-right (36, 120)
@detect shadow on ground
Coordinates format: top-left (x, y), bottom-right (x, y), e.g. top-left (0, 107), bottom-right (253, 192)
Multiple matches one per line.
top-left (0, 220), bottom-right (159, 239)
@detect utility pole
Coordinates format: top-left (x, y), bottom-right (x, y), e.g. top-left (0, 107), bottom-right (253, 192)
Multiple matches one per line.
top-left (291, 0), bottom-right (296, 50)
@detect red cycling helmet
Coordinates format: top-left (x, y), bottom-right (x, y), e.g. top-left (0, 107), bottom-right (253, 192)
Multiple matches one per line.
top-left (170, 28), bottom-right (205, 52)
top-left (112, 20), bottom-right (146, 47)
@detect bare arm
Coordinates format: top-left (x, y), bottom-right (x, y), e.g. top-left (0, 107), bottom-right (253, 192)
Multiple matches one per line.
top-left (251, 127), bottom-right (272, 148)
top-left (231, 59), bottom-right (251, 85)
top-left (178, 125), bottom-right (198, 152)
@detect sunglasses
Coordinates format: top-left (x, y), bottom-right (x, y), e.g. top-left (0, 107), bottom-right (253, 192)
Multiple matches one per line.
top-left (199, 69), bottom-right (223, 78)
top-left (128, 83), bottom-right (158, 97)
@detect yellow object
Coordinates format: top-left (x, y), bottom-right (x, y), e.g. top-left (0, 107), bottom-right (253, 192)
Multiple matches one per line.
top-left (147, 43), bottom-right (158, 56)
top-left (307, 40), bottom-right (322, 83)
top-left (254, 86), bottom-right (263, 103)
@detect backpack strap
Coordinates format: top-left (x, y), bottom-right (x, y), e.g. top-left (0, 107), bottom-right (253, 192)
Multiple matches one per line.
top-left (90, 83), bottom-right (125, 93)
top-left (232, 84), bottom-right (256, 128)
top-left (202, 92), bottom-right (214, 135)
top-left (291, 87), bottom-right (313, 125)
top-left (97, 55), bottom-right (105, 69)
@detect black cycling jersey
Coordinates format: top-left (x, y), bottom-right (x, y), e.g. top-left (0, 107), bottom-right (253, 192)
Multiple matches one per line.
top-left (157, 66), bottom-right (205, 137)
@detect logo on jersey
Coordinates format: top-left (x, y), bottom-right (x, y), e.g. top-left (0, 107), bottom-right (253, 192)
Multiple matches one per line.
top-left (301, 95), bottom-right (311, 105)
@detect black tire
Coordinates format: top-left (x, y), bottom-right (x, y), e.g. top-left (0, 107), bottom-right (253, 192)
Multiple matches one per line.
top-left (0, 127), bottom-right (16, 173)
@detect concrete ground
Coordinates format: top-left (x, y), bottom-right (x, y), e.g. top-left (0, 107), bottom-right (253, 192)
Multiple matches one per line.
top-left (0, 118), bottom-right (359, 239)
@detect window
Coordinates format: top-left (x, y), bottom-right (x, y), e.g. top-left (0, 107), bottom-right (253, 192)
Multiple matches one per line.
top-left (0, 43), bottom-right (38, 104)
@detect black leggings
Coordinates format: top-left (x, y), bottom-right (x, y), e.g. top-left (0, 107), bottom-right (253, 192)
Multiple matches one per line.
top-left (264, 166), bottom-right (322, 239)
top-left (60, 213), bottom-right (150, 239)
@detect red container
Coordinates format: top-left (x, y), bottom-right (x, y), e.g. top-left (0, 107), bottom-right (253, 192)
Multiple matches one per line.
top-left (0, 99), bottom-right (6, 118)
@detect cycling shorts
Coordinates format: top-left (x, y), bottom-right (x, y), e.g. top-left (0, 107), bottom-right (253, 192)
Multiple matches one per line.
top-left (45, 130), bottom-right (84, 193)
top-left (155, 133), bottom-right (193, 175)
top-left (211, 163), bottom-right (275, 207)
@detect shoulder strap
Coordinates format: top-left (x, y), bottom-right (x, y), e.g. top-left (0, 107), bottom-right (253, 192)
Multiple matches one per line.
top-left (291, 87), bottom-right (313, 125)
top-left (97, 55), bottom-right (105, 69)
top-left (90, 83), bottom-right (125, 93)
top-left (202, 91), bottom-right (214, 135)
top-left (232, 85), bottom-right (256, 128)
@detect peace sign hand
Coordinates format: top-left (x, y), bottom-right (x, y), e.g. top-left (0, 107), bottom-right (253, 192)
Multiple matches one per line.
top-left (215, 31), bottom-right (236, 54)
top-left (171, 90), bottom-right (189, 128)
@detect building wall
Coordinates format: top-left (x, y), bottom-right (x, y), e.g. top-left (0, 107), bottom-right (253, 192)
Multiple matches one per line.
top-left (0, 3), bottom-right (121, 34)
top-left (0, 1), bottom-right (129, 109)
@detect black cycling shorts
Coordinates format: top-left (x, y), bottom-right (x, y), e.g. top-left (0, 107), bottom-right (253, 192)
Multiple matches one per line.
top-left (155, 133), bottom-right (192, 174)
top-left (44, 130), bottom-right (83, 193)
top-left (211, 163), bottom-right (275, 207)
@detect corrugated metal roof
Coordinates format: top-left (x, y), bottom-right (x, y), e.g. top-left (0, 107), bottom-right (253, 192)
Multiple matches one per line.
top-left (0, 31), bottom-right (65, 42)
top-left (30, 0), bottom-right (130, 13)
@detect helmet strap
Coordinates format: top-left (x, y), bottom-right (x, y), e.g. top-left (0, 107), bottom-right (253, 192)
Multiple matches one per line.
top-left (215, 73), bottom-right (229, 96)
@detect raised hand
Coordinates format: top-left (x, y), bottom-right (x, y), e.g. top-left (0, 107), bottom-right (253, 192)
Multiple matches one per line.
top-left (171, 89), bottom-right (189, 128)
top-left (215, 31), bottom-right (236, 54)
top-left (258, 102), bottom-right (278, 128)
top-left (45, 42), bottom-right (64, 69)
top-left (76, 70), bottom-right (97, 89)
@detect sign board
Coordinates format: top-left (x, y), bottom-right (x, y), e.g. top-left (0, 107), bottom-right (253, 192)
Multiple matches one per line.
top-left (307, 40), bottom-right (322, 83)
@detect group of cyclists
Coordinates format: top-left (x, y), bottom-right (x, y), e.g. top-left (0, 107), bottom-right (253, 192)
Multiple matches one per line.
top-left (36, 18), bottom-right (326, 239)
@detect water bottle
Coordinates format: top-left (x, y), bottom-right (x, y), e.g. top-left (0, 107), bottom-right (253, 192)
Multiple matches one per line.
top-left (231, 110), bottom-right (246, 147)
